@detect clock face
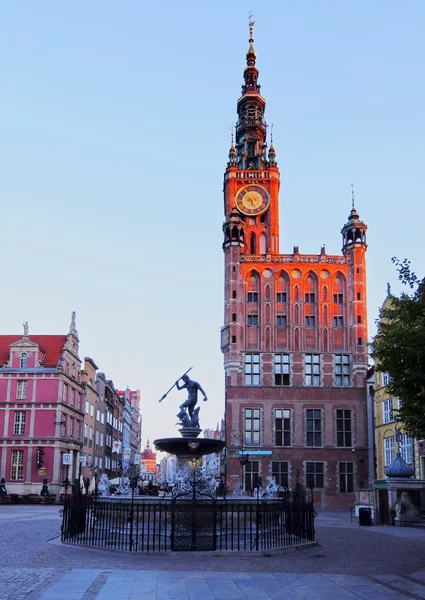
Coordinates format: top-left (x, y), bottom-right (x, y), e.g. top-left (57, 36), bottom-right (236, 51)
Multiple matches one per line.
top-left (235, 184), bottom-right (270, 216)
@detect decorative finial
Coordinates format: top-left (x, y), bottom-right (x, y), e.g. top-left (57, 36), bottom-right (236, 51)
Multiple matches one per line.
top-left (387, 282), bottom-right (391, 297)
top-left (69, 311), bottom-right (78, 337)
top-left (246, 12), bottom-right (256, 65)
top-left (270, 123), bottom-right (274, 144)
top-left (351, 182), bottom-right (355, 208)
top-left (23, 321), bottom-right (29, 338)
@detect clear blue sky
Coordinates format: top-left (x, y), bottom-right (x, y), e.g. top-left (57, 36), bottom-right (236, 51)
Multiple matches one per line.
top-left (1, 1), bottom-right (424, 444)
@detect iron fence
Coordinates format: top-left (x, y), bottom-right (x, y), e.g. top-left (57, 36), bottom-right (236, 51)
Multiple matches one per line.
top-left (61, 495), bottom-right (315, 552)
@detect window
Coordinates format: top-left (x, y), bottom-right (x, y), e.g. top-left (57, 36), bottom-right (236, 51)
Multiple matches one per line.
top-left (232, 313), bottom-right (237, 322)
top-left (272, 461), bottom-right (289, 489)
top-left (244, 460), bottom-right (259, 493)
top-left (99, 457), bottom-right (103, 470)
top-left (383, 398), bottom-right (393, 424)
top-left (62, 384), bottom-right (68, 403)
top-left (232, 290), bottom-right (237, 299)
top-left (357, 292), bottom-right (361, 300)
top-left (245, 354), bottom-right (260, 385)
top-left (399, 434), bottom-right (413, 464)
top-left (306, 409), bottom-right (322, 446)
top-left (275, 409), bottom-right (291, 446)
top-left (384, 437), bottom-right (395, 466)
top-left (76, 394), bottom-right (81, 410)
top-left (95, 430), bottom-right (99, 445)
top-left (305, 354), bottom-right (320, 386)
top-left (96, 409), bottom-right (100, 421)
top-left (247, 314), bottom-right (258, 326)
top-left (247, 292), bottom-right (258, 303)
top-left (357, 337), bottom-right (362, 345)
top-left (305, 316), bottom-right (315, 327)
top-left (83, 424), bottom-right (88, 446)
top-left (75, 420), bottom-right (80, 441)
top-left (276, 292), bottom-right (287, 303)
top-left (101, 413), bottom-right (105, 424)
top-left (100, 432), bottom-right (104, 447)
top-left (11, 450), bottom-right (24, 480)
top-left (20, 353), bottom-right (28, 368)
top-left (333, 316), bottom-right (344, 328)
top-left (274, 354), bottom-right (290, 385)
top-left (382, 373), bottom-right (391, 387)
top-left (232, 335), bottom-right (236, 343)
top-left (68, 417), bottom-right (74, 437)
top-left (333, 294), bottom-right (343, 304)
top-left (14, 411), bottom-right (26, 435)
top-left (276, 315), bottom-right (287, 327)
top-left (89, 426), bottom-right (93, 447)
top-left (339, 462), bottom-right (354, 493)
top-left (335, 355), bottom-right (350, 386)
top-left (306, 462), bottom-right (324, 488)
top-left (85, 400), bottom-right (90, 414)
top-left (336, 410), bottom-right (352, 447)
top-left (244, 408), bottom-right (260, 446)
top-left (94, 456), bottom-right (98, 468)
top-left (16, 380), bottom-right (27, 399)
top-left (69, 388), bottom-right (74, 407)
top-left (357, 316), bottom-right (362, 323)
top-left (90, 404), bottom-right (94, 417)
top-left (305, 293), bottom-right (315, 303)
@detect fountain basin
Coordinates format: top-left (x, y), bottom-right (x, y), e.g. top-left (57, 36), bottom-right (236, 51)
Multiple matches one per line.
top-left (154, 437), bottom-right (225, 458)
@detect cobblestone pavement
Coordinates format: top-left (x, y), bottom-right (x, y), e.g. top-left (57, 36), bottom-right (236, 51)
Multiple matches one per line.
top-left (1, 506), bottom-right (425, 599)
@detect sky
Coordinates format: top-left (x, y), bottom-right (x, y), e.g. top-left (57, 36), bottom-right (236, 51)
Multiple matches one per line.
top-left (1, 1), bottom-right (424, 446)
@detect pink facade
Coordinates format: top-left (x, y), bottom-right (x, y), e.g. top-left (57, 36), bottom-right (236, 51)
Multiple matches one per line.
top-left (0, 315), bottom-right (84, 498)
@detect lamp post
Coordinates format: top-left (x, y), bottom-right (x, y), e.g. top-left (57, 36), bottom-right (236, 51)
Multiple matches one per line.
top-left (238, 447), bottom-right (249, 493)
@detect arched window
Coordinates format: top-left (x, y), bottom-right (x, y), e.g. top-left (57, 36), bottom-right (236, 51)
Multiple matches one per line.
top-left (250, 232), bottom-right (256, 254)
top-left (260, 233), bottom-right (267, 254)
top-left (20, 353), bottom-right (28, 368)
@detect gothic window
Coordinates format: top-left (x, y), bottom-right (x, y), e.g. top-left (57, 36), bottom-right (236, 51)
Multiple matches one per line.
top-left (274, 354), bottom-right (290, 385)
top-left (306, 409), bottom-right (322, 446)
top-left (306, 462), bottom-right (324, 488)
top-left (336, 410), bottom-right (352, 446)
top-left (275, 409), bottom-right (291, 445)
top-left (245, 354), bottom-right (260, 385)
top-left (260, 233), bottom-right (266, 254)
top-left (324, 305), bottom-right (328, 325)
top-left (335, 355), bottom-right (350, 386)
top-left (244, 409), bottom-right (260, 446)
top-left (294, 304), bottom-right (300, 324)
top-left (250, 233), bottom-right (256, 254)
top-left (265, 304), bottom-right (270, 323)
top-left (20, 353), bottom-right (28, 368)
top-left (339, 462), bottom-right (354, 493)
top-left (294, 285), bottom-right (300, 301)
top-left (305, 354), bottom-right (320, 386)
top-left (265, 285), bottom-right (271, 301)
top-left (272, 461), bottom-right (289, 489)
top-left (323, 286), bottom-right (328, 302)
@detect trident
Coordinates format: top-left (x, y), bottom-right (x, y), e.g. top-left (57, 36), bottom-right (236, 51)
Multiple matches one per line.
top-left (158, 367), bottom-right (192, 403)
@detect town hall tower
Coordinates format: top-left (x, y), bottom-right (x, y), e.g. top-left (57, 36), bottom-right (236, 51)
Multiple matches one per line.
top-left (221, 21), bottom-right (369, 508)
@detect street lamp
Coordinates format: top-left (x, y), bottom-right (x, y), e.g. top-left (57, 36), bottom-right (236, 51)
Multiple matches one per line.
top-left (238, 447), bottom-right (250, 492)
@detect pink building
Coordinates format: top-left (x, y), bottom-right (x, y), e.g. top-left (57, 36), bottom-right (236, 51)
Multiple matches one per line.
top-left (0, 314), bottom-right (84, 499)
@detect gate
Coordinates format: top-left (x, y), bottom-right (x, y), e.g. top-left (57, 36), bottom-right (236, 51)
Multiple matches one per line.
top-left (171, 467), bottom-right (216, 551)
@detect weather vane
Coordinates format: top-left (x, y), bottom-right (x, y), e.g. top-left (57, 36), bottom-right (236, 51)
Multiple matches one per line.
top-left (249, 12), bottom-right (255, 28)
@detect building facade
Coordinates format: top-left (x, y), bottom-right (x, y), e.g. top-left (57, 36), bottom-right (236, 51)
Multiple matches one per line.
top-left (222, 23), bottom-right (369, 508)
top-left (0, 315), bottom-right (84, 498)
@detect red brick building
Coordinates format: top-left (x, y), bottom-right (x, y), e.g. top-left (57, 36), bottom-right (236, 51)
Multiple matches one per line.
top-left (221, 22), bottom-right (369, 508)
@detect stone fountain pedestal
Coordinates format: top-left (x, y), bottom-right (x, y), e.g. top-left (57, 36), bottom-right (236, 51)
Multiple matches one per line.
top-left (154, 436), bottom-right (225, 480)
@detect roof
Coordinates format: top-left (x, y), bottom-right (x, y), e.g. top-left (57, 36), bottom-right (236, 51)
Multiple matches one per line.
top-left (0, 335), bottom-right (68, 368)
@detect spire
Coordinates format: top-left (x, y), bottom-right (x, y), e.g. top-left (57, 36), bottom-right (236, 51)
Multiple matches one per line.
top-left (246, 14), bottom-right (256, 67)
top-left (233, 16), bottom-right (267, 170)
top-left (341, 184), bottom-right (367, 252)
top-left (69, 311), bottom-right (78, 338)
top-left (227, 128), bottom-right (237, 166)
top-left (268, 126), bottom-right (277, 166)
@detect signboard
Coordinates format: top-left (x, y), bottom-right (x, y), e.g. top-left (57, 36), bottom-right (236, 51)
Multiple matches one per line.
top-left (134, 453), bottom-right (141, 466)
top-left (123, 447), bottom-right (131, 459)
top-left (62, 453), bottom-right (72, 465)
top-left (38, 468), bottom-right (46, 476)
top-left (239, 450), bottom-right (272, 456)
top-left (79, 456), bottom-right (87, 467)
top-left (112, 441), bottom-right (122, 453)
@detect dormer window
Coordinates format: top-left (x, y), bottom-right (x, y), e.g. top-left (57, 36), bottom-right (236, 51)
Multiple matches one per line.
top-left (20, 353), bottom-right (28, 368)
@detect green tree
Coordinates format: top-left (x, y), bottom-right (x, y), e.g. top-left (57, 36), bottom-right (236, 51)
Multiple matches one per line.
top-left (370, 258), bottom-right (425, 438)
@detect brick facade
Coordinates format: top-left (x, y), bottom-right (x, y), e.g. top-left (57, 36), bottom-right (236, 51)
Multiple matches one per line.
top-left (222, 23), bottom-right (369, 508)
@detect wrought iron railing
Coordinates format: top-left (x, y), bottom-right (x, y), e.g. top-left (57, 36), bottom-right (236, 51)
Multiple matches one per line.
top-left (61, 495), bottom-right (315, 552)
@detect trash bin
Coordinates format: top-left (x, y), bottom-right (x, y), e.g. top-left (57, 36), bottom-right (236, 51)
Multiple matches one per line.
top-left (359, 507), bottom-right (372, 526)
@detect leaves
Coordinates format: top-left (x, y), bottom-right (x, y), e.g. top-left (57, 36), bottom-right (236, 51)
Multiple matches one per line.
top-left (370, 259), bottom-right (425, 438)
